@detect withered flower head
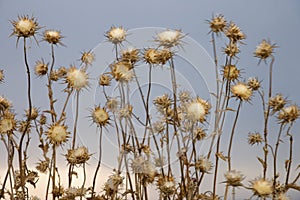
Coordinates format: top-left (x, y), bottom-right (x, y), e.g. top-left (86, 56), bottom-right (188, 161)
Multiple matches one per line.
top-left (157, 175), bottom-right (176, 197)
top-left (121, 47), bottom-right (139, 64)
top-left (18, 120), bottom-right (31, 133)
top-left (52, 185), bottom-right (64, 199)
top-left (222, 65), bottom-right (240, 81)
top-left (154, 94), bottom-right (172, 112)
top-left (99, 74), bottom-right (111, 86)
top-left (186, 97), bottom-right (211, 123)
top-left (105, 173), bottom-right (123, 191)
top-left (50, 70), bottom-right (59, 81)
top-left (39, 114), bottom-right (47, 125)
top-left (36, 159), bottom-right (49, 173)
top-left (224, 42), bottom-right (240, 57)
top-left (193, 127), bottom-right (207, 141)
top-left (66, 146), bottom-right (90, 165)
top-left (11, 15), bottom-right (40, 39)
top-left (34, 60), bottom-right (48, 77)
top-left (144, 48), bottom-right (161, 65)
top-left (91, 106), bottom-right (109, 127)
top-left (106, 98), bottom-right (119, 113)
top-left (209, 14), bottom-right (227, 34)
top-left (179, 90), bottom-right (191, 103)
top-left (106, 26), bottom-right (126, 44)
top-left (119, 104), bottom-right (133, 119)
top-left (43, 30), bottom-right (63, 45)
top-left (248, 132), bottom-right (263, 146)
top-left (0, 96), bottom-right (12, 111)
top-left (66, 66), bottom-right (89, 90)
top-left (158, 48), bottom-right (172, 64)
top-left (224, 170), bottom-right (245, 187)
top-left (195, 156), bottom-right (213, 173)
top-left (0, 111), bottom-right (16, 134)
top-left (25, 107), bottom-right (39, 120)
top-left (156, 29), bottom-right (184, 48)
top-left (111, 61), bottom-right (133, 82)
top-left (46, 124), bottom-right (70, 145)
top-left (247, 77), bottom-right (260, 91)
top-left (231, 82), bottom-right (252, 101)
top-left (250, 178), bottom-right (273, 197)
top-left (269, 94), bottom-right (287, 114)
top-left (57, 66), bottom-right (67, 78)
top-left (81, 50), bottom-right (95, 66)
top-left (254, 39), bottom-right (276, 61)
top-left (278, 104), bottom-right (300, 124)
top-left (225, 22), bottom-right (246, 42)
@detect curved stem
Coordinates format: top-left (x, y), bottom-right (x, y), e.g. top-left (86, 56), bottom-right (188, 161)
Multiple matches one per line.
top-left (273, 123), bottom-right (284, 188)
top-left (285, 134), bottom-right (293, 185)
top-left (0, 134), bottom-right (14, 198)
top-left (91, 127), bottom-right (103, 197)
top-left (52, 145), bottom-right (57, 200)
top-left (210, 32), bottom-right (221, 154)
top-left (58, 89), bottom-right (73, 122)
top-left (141, 64), bottom-right (153, 145)
top-left (227, 100), bottom-right (242, 171)
top-left (18, 37), bottom-right (32, 195)
top-left (212, 79), bottom-right (231, 198)
top-left (169, 56), bottom-right (186, 195)
top-left (72, 92), bottom-right (80, 149)
top-left (68, 91), bottom-right (80, 187)
top-left (47, 44), bottom-right (57, 123)
top-left (80, 163), bottom-right (87, 200)
top-left (224, 100), bottom-right (242, 200)
top-left (263, 56), bottom-right (275, 178)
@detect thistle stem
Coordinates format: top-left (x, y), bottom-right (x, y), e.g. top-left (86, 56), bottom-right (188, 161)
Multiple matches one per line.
top-left (263, 56), bottom-right (275, 178)
top-left (47, 44), bottom-right (57, 123)
top-left (224, 100), bottom-right (242, 200)
top-left (285, 134), bottom-right (293, 185)
top-left (91, 126), bottom-right (103, 197)
top-left (18, 37), bottom-right (32, 195)
top-left (273, 123), bottom-right (284, 188)
top-left (52, 145), bottom-right (57, 200)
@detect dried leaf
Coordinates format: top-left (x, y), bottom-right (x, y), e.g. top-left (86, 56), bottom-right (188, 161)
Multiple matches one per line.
top-left (210, 92), bottom-right (218, 99)
top-left (226, 107), bottom-right (236, 112)
top-left (285, 160), bottom-right (290, 171)
top-left (257, 157), bottom-right (266, 168)
top-left (216, 152), bottom-right (227, 161)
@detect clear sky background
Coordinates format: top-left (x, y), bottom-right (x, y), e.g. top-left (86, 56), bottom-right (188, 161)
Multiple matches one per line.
top-left (1, 0), bottom-right (300, 199)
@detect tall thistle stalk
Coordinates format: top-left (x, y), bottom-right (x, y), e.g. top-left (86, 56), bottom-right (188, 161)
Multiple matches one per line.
top-left (254, 39), bottom-right (277, 178)
top-left (18, 37), bottom-right (33, 196)
top-left (262, 56), bottom-right (275, 179)
top-left (91, 126), bottom-right (103, 197)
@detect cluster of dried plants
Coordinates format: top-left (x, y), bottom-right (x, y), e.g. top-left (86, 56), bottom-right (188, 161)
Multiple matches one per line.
top-left (0, 14), bottom-right (299, 200)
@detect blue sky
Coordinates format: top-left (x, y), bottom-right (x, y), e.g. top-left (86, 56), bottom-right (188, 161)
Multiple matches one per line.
top-left (1, 0), bottom-right (300, 198)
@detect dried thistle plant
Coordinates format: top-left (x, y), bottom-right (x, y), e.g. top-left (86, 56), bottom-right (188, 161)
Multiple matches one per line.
top-left (0, 13), bottom-right (299, 200)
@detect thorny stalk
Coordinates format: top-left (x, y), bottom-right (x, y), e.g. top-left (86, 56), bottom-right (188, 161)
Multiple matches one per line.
top-left (91, 126), bottom-right (103, 197)
top-left (169, 56), bottom-right (186, 195)
top-left (285, 131), bottom-right (293, 186)
top-left (273, 123), bottom-right (284, 188)
top-left (80, 163), bottom-right (87, 200)
top-left (263, 56), bottom-right (275, 179)
top-left (68, 91), bottom-right (80, 187)
top-left (18, 37), bottom-right (33, 196)
top-left (224, 100), bottom-right (242, 200)
top-left (47, 44), bottom-right (57, 123)
top-left (52, 145), bottom-right (57, 200)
